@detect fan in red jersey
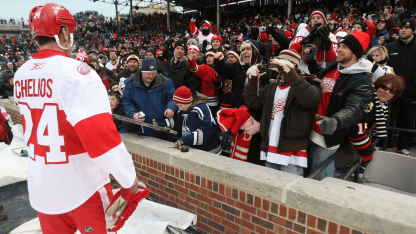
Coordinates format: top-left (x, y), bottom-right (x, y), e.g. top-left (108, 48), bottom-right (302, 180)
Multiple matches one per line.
top-left (17, 3), bottom-right (148, 233)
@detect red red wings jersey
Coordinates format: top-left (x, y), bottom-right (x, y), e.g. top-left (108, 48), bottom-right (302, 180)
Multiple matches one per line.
top-left (14, 49), bottom-right (136, 214)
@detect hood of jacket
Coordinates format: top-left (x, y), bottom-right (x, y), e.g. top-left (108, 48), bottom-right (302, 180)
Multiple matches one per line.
top-left (338, 57), bottom-right (372, 74)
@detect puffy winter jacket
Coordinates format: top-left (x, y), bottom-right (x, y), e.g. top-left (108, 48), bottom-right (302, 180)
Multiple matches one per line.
top-left (122, 72), bottom-right (178, 139)
top-left (370, 29), bottom-right (389, 49)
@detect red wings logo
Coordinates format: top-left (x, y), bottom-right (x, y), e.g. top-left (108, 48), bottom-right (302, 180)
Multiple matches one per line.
top-left (77, 63), bottom-right (92, 75)
top-left (271, 98), bottom-right (286, 120)
top-left (323, 77), bottom-right (336, 93)
top-left (30, 62), bottom-right (46, 70)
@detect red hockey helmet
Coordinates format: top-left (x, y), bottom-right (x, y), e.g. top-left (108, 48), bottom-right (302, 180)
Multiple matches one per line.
top-left (29, 3), bottom-right (76, 49)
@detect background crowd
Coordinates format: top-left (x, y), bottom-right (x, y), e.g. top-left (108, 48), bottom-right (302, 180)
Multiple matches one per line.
top-left (1, 0), bottom-right (415, 180)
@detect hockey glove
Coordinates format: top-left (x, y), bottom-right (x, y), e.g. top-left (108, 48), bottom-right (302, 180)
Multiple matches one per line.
top-left (106, 183), bottom-right (149, 232)
top-left (304, 44), bottom-right (318, 65)
top-left (316, 114), bottom-right (338, 135)
top-left (317, 25), bottom-right (331, 51)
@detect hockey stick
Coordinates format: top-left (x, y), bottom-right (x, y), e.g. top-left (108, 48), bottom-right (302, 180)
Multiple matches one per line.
top-left (112, 114), bottom-right (179, 135)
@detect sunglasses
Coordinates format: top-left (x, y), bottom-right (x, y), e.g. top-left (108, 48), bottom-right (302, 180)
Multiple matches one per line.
top-left (381, 85), bottom-right (397, 95)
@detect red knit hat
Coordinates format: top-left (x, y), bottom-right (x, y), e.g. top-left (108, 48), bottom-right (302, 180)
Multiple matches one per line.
top-left (339, 31), bottom-right (369, 58)
top-left (202, 20), bottom-right (211, 29)
top-left (211, 35), bottom-right (222, 44)
top-left (173, 86), bottom-right (193, 105)
top-left (276, 49), bottom-right (301, 67)
top-left (217, 106), bottom-right (251, 135)
top-left (188, 45), bottom-right (200, 55)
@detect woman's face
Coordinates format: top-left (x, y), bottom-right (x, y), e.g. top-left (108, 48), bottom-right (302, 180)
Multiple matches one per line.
top-left (377, 83), bottom-right (395, 103)
top-left (371, 50), bottom-right (383, 62)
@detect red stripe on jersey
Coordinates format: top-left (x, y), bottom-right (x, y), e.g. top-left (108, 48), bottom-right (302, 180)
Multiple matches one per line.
top-left (267, 146), bottom-right (307, 157)
top-left (354, 140), bottom-right (372, 150)
top-left (74, 113), bottom-right (122, 158)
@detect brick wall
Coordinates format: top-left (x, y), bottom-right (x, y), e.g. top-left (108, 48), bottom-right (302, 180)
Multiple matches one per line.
top-left (113, 153), bottom-right (370, 234)
top-left (7, 108), bottom-right (22, 125)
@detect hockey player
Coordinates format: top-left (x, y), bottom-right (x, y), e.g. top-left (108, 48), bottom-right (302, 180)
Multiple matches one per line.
top-left (189, 18), bottom-right (214, 49)
top-left (16, 3), bottom-right (147, 233)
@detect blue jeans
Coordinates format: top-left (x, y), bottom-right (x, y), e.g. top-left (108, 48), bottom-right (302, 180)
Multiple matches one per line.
top-left (307, 140), bottom-right (336, 181)
top-left (265, 161), bottom-right (304, 176)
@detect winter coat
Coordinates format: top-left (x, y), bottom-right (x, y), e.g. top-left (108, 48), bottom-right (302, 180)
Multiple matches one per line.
top-left (244, 68), bottom-right (322, 153)
top-left (370, 29), bottom-right (389, 49)
top-left (117, 67), bottom-right (138, 82)
top-left (0, 110), bottom-right (12, 144)
top-left (122, 72), bottom-right (178, 139)
top-left (95, 66), bottom-right (114, 91)
top-left (385, 36), bottom-right (416, 103)
top-left (112, 101), bottom-right (139, 133)
top-left (308, 59), bottom-right (374, 148)
top-left (159, 97), bottom-right (221, 152)
top-left (0, 69), bottom-right (14, 96)
top-left (162, 57), bottom-right (201, 93)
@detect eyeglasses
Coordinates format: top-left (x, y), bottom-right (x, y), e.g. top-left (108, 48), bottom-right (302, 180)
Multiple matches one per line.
top-left (381, 85), bottom-right (397, 95)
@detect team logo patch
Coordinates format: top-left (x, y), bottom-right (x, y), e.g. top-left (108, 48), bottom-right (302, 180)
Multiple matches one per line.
top-left (77, 63), bottom-right (92, 75)
top-left (407, 22), bottom-right (410, 26)
top-left (84, 226), bottom-right (93, 232)
top-left (365, 102), bottom-right (374, 113)
top-left (30, 62), bottom-right (46, 70)
top-left (150, 65), bottom-right (154, 70)
top-left (322, 77), bottom-right (336, 93)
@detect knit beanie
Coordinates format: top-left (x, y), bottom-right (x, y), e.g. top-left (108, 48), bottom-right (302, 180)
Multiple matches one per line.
top-left (174, 40), bottom-right (187, 51)
top-left (339, 31), bottom-right (369, 58)
top-left (400, 19), bottom-right (416, 31)
top-left (311, 9), bottom-right (327, 25)
top-left (127, 53), bottom-right (140, 62)
top-left (228, 47), bottom-right (240, 61)
top-left (145, 48), bottom-right (156, 57)
top-left (173, 86), bottom-right (193, 105)
top-left (352, 20), bottom-right (368, 32)
top-left (276, 49), bottom-right (301, 67)
top-left (205, 48), bottom-right (216, 57)
top-left (187, 39), bottom-right (198, 46)
top-left (201, 20), bottom-right (210, 29)
top-left (141, 57), bottom-right (157, 72)
top-left (217, 106), bottom-right (251, 135)
top-left (188, 45), bottom-right (200, 55)
top-left (211, 35), bottom-right (222, 44)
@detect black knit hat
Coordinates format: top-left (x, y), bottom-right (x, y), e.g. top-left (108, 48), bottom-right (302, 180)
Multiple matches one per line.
top-left (311, 8), bottom-right (328, 25)
top-left (352, 20), bottom-right (368, 32)
top-left (145, 48), bottom-right (156, 57)
top-left (400, 19), bottom-right (416, 31)
top-left (174, 40), bottom-right (187, 51)
top-left (339, 31), bottom-right (370, 58)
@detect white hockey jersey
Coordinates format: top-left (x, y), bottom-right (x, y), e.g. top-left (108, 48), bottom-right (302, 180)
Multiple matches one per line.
top-left (14, 49), bottom-right (136, 214)
top-left (189, 19), bottom-right (214, 50)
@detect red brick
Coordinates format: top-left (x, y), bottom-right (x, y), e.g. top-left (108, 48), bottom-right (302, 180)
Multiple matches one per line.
top-left (185, 196), bottom-right (200, 206)
top-left (225, 228), bottom-right (234, 234)
top-left (178, 179), bottom-right (185, 187)
top-left (256, 226), bottom-right (266, 234)
top-left (208, 180), bottom-right (213, 190)
top-left (226, 198), bottom-right (236, 206)
top-left (197, 207), bottom-right (213, 219)
top-left (158, 172), bottom-right (164, 178)
top-left (222, 218), bottom-right (240, 231)
top-left (263, 199), bottom-right (270, 211)
top-left (200, 187), bottom-right (208, 196)
top-left (146, 158), bottom-right (149, 166)
top-left (269, 214), bottom-right (289, 227)
top-left (240, 191), bottom-right (246, 203)
top-left (340, 225), bottom-right (350, 234)
top-left (197, 193), bottom-right (213, 205)
top-left (225, 186), bottom-right (232, 197)
top-left (219, 184), bottom-right (225, 194)
top-left (254, 196), bottom-right (262, 208)
top-left (212, 230), bottom-right (221, 234)
top-left (201, 177), bottom-right (207, 187)
top-left (176, 197), bottom-right (190, 209)
top-left (158, 162), bottom-right (162, 171)
top-left (178, 192), bottom-right (185, 200)
top-left (274, 224), bottom-right (286, 234)
top-left (175, 168), bottom-right (179, 178)
top-left (236, 201), bottom-right (256, 215)
top-left (189, 174), bottom-right (194, 183)
top-left (257, 209), bottom-right (268, 219)
top-left (279, 204), bottom-right (287, 217)
top-left (241, 227), bottom-right (251, 234)
top-left (211, 214), bottom-right (222, 223)
top-left (307, 214), bottom-right (317, 228)
top-left (185, 182), bottom-right (200, 193)
top-left (155, 176), bottom-right (168, 186)
top-left (149, 174), bottom-right (156, 181)
top-left (307, 229), bottom-right (324, 234)
top-left (185, 172), bottom-right (190, 182)
top-left (142, 165), bottom-right (147, 171)
top-left (288, 208), bottom-right (296, 220)
top-left (175, 184), bottom-right (189, 195)
top-left (149, 159), bottom-right (153, 167)
top-left (242, 212), bottom-right (251, 221)
top-left (236, 217), bottom-right (255, 231)
top-left (197, 222), bottom-right (212, 233)
top-left (166, 165), bottom-right (170, 173)
top-left (328, 222), bottom-right (338, 234)
top-left (209, 206), bottom-right (226, 218)
top-left (208, 191), bottom-right (227, 202)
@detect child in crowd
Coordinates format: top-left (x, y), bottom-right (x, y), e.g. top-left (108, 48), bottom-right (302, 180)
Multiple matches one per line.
top-left (158, 86), bottom-right (221, 153)
top-left (108, 90), bottom-right (137, 133)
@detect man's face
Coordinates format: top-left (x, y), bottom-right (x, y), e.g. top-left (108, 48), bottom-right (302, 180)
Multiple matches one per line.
top-left (351, 24), bottom-right (363, 33)
top-left (391, 32), bottom-right (400, 40)
top-left (311, 15), bottom-right (325, 27)
top-left (342, 18), bottom-right (350, 27)
top-left (100, 58), bottom-right (106, 64)
top-left (227, 54), bottom-right (238, 64)
top-left (202, 26), bottom-right (209, 31)
top-left (145, 52), bottom-right (155, 59)
top-left (7, 64), bottom-right (13, 70)
top-left (188, 41), bottom-right (195, 46)
top-left (90, 61), bottom-right (98, 69)
top-left (212, 40), bottom-right (221, 50)
top-left (128, 60), bottom-right (139, 72)
top-left (174, 46), bottom-right (185, 59)
top-left (336, 43), bottom-right (354, 64)
top-left (206, 55), bottom-right (214, 65)
top-left (377, 21), bottom-right (386, 30)
top-left (108, 95), bottom-right (120, 109)
top-left (109, 52), bottom-right (117, 60)
top-left (241, 47), bottom-right (252, 65)
top-left (236, 42), bottom-right (242, 51)
top-left (195, 37), bottom-right (200, 44)
top-left (141, 71), bottom-right (157, 83)
top-left (400, 27), bottom-right (413, 40)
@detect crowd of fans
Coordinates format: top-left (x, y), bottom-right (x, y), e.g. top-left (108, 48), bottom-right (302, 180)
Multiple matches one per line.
top-left (1, 0), bottom-right (416, 180)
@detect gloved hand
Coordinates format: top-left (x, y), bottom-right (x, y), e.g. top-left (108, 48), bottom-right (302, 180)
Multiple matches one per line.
top-left (316, 114), bottom-right (338, 135)
top-left (269, 58), bottom-right (294, 73)
top-left (301, 23), bottom-right (322, 46)
top-left (246, 64), bottom-right (266, 79)
top-left (174, 140), bottom-right (184, 149)
top-left (366, 53), bottom-right (374, 63)
top-left (317, 25), bottom-right (331, 50)
top-left (266, 25), bottom-right (275, 34)
top-left (202, 40), bottom-right (208, 53)
top-left (304, 44), bottom-right (318, 64)
top-left (106, 183), bottom-right (150, 232)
